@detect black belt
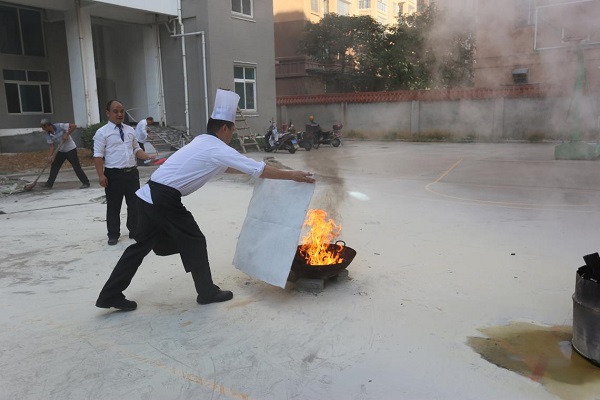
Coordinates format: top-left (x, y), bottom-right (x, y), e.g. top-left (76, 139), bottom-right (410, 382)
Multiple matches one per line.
top-left (106, 166), bottom-right (137, 173)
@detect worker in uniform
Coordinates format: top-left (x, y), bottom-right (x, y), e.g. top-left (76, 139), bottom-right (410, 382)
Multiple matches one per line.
top-left (95, 89), bottom-right (316, 311)
top-left (40, 118), bottom-right (90, 190)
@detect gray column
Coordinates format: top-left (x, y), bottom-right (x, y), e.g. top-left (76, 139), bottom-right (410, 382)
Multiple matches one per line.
top-left (64, 4), bottom-right (100, 126)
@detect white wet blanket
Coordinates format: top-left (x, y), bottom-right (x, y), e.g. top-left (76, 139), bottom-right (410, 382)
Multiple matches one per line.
top-left (233, 178), bottom-right (315, 288)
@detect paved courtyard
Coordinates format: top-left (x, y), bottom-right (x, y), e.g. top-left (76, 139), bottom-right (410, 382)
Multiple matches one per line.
top-left (1, 141), bottom-right (600, 400)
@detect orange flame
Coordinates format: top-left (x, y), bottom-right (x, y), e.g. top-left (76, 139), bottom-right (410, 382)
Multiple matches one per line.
top-left (299, 209), bottom-right (344, 265)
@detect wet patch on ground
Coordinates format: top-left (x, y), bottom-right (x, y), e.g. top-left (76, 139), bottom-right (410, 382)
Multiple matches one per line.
top-left (468, 321), bottom-right (600, 400)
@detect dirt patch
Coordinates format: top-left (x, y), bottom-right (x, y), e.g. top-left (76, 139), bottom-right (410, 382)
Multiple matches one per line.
top-left (0, 149), bottom-right (95, 174)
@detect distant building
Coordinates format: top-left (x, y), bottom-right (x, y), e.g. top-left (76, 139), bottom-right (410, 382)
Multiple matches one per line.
top-left (0, 0), bottom-right (276, 146)
top-left (274, 0), bottom-right (423, 96)
top-left (473, 0), bottom-right (600, 93)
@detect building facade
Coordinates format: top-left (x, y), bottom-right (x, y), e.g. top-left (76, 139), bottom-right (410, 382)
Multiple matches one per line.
top-left (0, 0), bottom-right (276, 150)
top-left (273, 0), bottom-right (424, 96)
top-left (474, 0), bottom-right (600, 94)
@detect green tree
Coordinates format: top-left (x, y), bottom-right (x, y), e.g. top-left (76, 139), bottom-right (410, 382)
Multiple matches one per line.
top-left (300, 6), bottom-right (474, 92)
top-left (301, 13), bottom-right (386, 92)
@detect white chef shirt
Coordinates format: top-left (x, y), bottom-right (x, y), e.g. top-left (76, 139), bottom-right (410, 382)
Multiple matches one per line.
top-left (45, 123), bottom-right (77, 152)
top-left (135, 119), bottom-right (148, 144)
top-left (136, 134), bottom-right (266, 203)
top-left (93, 121), bottom-right (141, 168)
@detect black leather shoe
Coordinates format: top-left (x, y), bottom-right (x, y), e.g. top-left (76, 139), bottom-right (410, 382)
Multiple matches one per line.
top-left (197, 289), bottom-right (233, 305)
top-left (80, 183), bottom-right (90, 189)
top-left (107, 238), bottom-right (118, 245)
top-left (96, 297), bottom-right (137, 311)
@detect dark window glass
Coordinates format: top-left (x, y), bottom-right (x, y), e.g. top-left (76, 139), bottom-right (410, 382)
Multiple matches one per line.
top-left (20, 8), bottom-right (44, 56)
top-left (245, 82), bottom-right (254, 109)
top-left (3, 69), bottom-right (27, 81)
top-left (232, 0), bottom-right (241, 13)
top-left (5, 83), bottom-right (20, 113)
top-left (41, 84), bottom-right (52, 113)
top-left (235, 82), bottom-right (245, 108)
top-left (234, 66), bottom-right (244, 79)
top-left (0, 6), bottom-right (22, 55)
top-left (244, 67), bottom-right (255, 79)
top-left (242, 0), bottom-right (252, 15)
top-left (27, 70), bottom-right (49, 82)
top-left (20, 84), bottom-right (42, 112)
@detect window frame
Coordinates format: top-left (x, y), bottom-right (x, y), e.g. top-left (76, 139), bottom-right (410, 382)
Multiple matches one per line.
top-left (0, 4), bottom-right (45, 56)
top-left (3, 68), bottom-right (53, 114)
top-left (515, 0), bottom-right (534, 28)
top-left (234, 64), bottom-right (257, 112)
top-left (311, 0), bottom-right (320, 13)
top-left (358, 0), bottom-right (371, 10)
top-left (232, 0), bottom-right (254, 18)
top-left (337, 0), bottom-right (351, 15)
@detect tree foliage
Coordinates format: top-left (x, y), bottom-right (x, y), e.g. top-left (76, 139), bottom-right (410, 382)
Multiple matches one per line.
top-left (300, 6), bottom-right (474, 92)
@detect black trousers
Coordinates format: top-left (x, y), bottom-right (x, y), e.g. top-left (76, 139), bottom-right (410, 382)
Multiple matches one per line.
top-left (104, 167), bottom-right (140, 240)
top-left (46, 148), bottom-right (90, 187)
top-left (97, 181), bottom-right (218, 302)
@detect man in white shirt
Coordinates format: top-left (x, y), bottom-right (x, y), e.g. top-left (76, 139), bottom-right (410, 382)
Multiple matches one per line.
top-left (95, 89), bottom-right (315, 311)
top-left (134, 116), bottom-right (153, 151)
top-left (93, 100), bottom-right (156, 246)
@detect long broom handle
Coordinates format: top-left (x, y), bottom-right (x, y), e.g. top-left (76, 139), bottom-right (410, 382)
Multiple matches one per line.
top-left (28, 139), bottom-right (68, 185)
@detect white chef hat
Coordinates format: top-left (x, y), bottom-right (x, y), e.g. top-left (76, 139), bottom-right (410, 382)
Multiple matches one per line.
top-left (211, 89), bottom-right (240, 123)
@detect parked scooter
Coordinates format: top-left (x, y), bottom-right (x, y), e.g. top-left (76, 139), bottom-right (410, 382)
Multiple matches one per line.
top-left (263, 120), bottom-right (299, 153)
top-left (312, 123), bottom-right (343, 149)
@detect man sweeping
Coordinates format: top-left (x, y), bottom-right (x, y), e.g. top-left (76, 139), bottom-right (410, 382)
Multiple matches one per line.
top-left (95, 89), bottom-right (315, 311)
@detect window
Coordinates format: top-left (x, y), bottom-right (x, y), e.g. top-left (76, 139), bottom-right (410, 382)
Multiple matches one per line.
top-left (359, 0), bottom-right (371, 9)
top-left (377, 0), bottom-right (387, 13)
top-left (338, 0), bottom-right (350, 15)
top-left (232, 0), bottom-right (253, 17)
top-left (3, 69), bottom-right (52, 114)
top-left (0, 5), bottom-right (44, 56)
top-left (512, 68), bottom-right (529, 84)
top-left (311, 0), bottom-right (319, 13)
top-left (394, 2), bottom-right (403, 16)
top-left (234, 65), bottom-right (256, 111)
top-left (515, 0), bottom-right (534, 27)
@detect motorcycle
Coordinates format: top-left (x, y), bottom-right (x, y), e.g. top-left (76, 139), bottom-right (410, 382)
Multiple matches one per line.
top-left (281, 121), bottom-right (312, 151)
top-left (295, 130), bottom-right (313, 151)
top-left (311, 123), bottom-right (343, 149)
top-left (263, 120), bottom-right (299, 153)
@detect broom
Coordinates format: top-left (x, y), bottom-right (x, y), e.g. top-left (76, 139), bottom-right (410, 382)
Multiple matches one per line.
top-left (23, 139), bottom-right (67, 191)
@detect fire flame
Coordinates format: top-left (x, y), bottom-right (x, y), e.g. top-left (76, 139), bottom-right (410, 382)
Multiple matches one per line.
top-left (299, 209), bottom-right (344, 265)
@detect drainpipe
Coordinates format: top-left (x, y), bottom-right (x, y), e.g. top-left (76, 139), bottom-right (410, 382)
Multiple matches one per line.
top-left (177, 0), bottom-right (190, 136)
top-left (200, 32), bottom-right (208, 124)
top-left (155, 14), bottom-right (167, 126)
top-left (169, 22), bottom-right (209, 128)
top-left (76, 0), bottom-right (91, 126)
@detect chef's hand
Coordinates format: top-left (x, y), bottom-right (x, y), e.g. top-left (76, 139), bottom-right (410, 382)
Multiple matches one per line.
top-left (290, 170), bottom-right (315, 183)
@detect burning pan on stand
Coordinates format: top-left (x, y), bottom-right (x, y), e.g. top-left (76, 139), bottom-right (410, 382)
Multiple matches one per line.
top-left (291, 240), bottom-right (357, 279)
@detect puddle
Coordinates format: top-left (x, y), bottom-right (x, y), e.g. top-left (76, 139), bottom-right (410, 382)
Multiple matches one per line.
top-left (468, 322), bottom-right (600, 400)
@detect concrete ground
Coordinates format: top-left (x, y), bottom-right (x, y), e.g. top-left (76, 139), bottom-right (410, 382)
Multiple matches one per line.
top-left (1, 141), bottom-right (600, 400)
